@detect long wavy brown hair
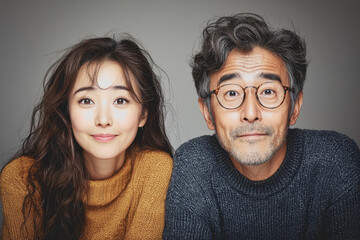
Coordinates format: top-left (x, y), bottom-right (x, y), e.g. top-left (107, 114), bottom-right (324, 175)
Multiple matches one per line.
top-left (5, 35), bottom-right (173, 239)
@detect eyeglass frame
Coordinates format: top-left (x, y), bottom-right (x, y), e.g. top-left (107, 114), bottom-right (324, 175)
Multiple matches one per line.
top-left (210, 82), bottom-right (294, 110)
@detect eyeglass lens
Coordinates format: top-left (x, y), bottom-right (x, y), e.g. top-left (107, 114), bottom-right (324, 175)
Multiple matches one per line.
top-left (216, 82), bottom-right (286, 109)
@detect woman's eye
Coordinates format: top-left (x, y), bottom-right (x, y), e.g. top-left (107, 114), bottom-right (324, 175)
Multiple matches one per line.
top-left (114, 98), bottom-right (128, 105)
top-left (78, 98), bottom-right (94, 105)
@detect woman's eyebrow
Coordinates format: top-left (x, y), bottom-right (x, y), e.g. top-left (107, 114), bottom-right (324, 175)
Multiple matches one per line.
top-left (73, 85), bottom-right (129, 96)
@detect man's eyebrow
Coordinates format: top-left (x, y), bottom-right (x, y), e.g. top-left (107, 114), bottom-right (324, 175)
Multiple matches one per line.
top-left (217, 73), bottom-right (241, 86)
top-left (73, 85), bottom-right (129, 95)
top-left (259, 73), bottom-right (282, 83)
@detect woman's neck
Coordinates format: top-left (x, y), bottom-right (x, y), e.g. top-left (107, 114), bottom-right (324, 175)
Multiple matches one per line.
top-left (83, 152), bottom-right (126, 180)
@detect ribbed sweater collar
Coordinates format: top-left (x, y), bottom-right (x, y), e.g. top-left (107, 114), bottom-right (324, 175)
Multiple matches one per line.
top-left (83, 154), bottom-right (133, 207)
top-left (213, 129), bottom-right (304, 198)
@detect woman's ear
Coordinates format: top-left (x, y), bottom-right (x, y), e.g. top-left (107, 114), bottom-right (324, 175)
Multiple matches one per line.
top-left (139, 109), bottom-right (148, 127)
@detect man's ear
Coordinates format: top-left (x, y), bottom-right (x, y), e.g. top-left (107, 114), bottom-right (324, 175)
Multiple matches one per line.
top-left (138, 109), bottom-right (148, 127)
top-left (198, 98), bottom-right (215, 130)
top-left (290, 92), bottom-right (303, 125)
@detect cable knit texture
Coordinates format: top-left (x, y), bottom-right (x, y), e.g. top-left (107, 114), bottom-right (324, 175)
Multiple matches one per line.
top-left (163, 129), bottom-right (360, 239)
top-left (0, 150), bottom-right (172, 240)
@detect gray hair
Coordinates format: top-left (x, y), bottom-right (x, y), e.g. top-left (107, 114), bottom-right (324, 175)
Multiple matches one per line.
top-left (191, 13), bottom-right (308, 113)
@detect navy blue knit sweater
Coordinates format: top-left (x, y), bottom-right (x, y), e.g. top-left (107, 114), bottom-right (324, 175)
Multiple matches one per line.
top-left (163, 129), bottom-right (360, 239)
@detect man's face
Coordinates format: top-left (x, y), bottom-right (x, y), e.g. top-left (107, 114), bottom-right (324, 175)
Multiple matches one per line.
top-left (199, 47), bottom-right (302, 167)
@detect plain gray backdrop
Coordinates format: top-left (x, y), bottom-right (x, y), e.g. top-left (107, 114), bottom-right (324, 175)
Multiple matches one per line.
top-left (0, 0), bottom-right (359, 229)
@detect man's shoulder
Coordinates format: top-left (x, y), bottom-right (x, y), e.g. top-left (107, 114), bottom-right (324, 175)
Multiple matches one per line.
top-left (173, 135), bottom-right (219, 170)
top-left (177, 135), bottom-right (215, 154)
top-left (292, 129), bottom-right (360, 186)
top-left (291, 128), bottom-right (359, 163)
top-left (290, 128), bottom-right (358, 151)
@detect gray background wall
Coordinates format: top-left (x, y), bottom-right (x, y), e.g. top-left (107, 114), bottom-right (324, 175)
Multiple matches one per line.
top-left (1, 0), bottom-right (359, 229)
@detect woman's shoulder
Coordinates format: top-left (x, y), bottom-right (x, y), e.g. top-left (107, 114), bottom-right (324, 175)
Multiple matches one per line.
top-left (0, 156), bottom-right (35, 190)
top-left (133, 149), bottom-right (173, 174)
top-left (1, 156), bottom-right (34, 176)
top-left (142, 149), bottom-right (172, 158)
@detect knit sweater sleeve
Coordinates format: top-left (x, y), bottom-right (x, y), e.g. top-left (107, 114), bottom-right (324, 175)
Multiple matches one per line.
top-left (0, 157), bottom-right (34, 240)
top-left (321, 135), bottom-right (360, 239)
top-left (163, 137), bottom-right (214, 240)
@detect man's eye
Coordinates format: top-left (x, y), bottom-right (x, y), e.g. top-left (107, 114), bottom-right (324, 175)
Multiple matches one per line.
top-left (78, 98), bottom-right (94, 105)
top-left (262, 89), bottom-right (275, 95)
top-left (225, 90), bottom-right (239, 97)
top-left (114, 98), bottom-right (128, 105)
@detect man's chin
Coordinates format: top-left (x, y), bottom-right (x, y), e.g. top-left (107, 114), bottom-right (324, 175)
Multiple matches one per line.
top-left (230, 150), bottom-right (272, 166)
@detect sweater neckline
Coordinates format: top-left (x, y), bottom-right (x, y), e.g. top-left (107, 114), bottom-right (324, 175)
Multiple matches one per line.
top-left (212, 129), bottom-right (304, 197)
top-left (83, 154), bottom-right (133, 207)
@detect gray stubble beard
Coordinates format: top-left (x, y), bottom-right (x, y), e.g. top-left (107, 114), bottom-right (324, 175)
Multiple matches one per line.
top-left (215, 122), bottom-right (288, 166)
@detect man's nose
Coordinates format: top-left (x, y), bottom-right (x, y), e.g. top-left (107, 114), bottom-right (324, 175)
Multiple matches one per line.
top-left (239, 88), bottom-right (262, 123)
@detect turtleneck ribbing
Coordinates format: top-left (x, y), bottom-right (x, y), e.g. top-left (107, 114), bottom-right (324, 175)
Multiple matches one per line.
top-left (84, 154), bottom-right (132, 207)
top-left (215, 129), bottom-right (304, 197)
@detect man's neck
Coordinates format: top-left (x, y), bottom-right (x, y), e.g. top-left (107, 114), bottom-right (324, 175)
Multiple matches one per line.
top-left (230, 142), bottom-right (287, 181)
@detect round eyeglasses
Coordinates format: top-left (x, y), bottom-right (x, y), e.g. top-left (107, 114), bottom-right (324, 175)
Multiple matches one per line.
top-left (210, 82), bottom-right (294, 109)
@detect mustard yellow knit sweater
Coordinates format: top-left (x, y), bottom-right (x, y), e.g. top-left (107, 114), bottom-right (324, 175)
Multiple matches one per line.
top-left (0, 150), bottom-right (172, 240)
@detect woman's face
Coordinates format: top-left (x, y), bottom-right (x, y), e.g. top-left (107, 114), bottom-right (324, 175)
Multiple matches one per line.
top-left (68, 60), bottom-right (146, 165)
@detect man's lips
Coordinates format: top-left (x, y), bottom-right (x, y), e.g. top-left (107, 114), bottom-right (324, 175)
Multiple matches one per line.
top-left (238, 133), bottom-right (267, 138)
top-left (91, 134), bottom-right (117, 142)
top-left (230, 125), bottom-right (273, 141)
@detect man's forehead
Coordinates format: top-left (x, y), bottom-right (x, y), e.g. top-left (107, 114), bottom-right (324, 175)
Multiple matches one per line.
top-left (210, 47), bottom-right (288, 85)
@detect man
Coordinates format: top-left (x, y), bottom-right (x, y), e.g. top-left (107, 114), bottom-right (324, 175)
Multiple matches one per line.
top-left (163, 13), bottom-right (360, 239)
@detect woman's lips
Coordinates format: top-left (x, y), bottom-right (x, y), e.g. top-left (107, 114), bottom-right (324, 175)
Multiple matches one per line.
top-left (91, 134), bottom-right (117, 142)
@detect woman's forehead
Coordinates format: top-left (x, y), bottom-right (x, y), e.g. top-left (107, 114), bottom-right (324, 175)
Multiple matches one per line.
top-left (75, 60), bottom-right (127, 89)
top-left (70, 60), bottom-right (142, 103)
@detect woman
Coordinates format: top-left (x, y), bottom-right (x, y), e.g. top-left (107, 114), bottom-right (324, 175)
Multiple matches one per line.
top-left (0, 35), bottom-right (173, 239)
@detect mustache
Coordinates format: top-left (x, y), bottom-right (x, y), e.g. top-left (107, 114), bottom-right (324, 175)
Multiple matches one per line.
top-left (230, 123), bottom-right (274, 139)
